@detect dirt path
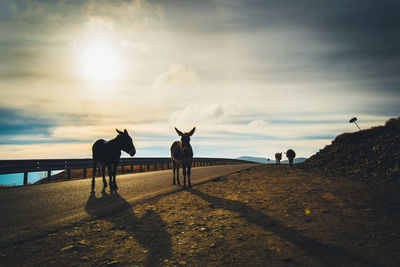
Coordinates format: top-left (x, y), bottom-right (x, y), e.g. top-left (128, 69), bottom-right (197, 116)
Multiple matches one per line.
top-left (1, 165), bottom-right (399, 266)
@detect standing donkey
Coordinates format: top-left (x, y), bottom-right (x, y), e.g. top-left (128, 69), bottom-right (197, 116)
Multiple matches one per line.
top-left (170, 127), bottom-right (195, 188)
top-left (92, 129), bottom-right (136, 190)
top-left (275, 152), bottom-right (282, 164)
top-left (286, 149), bottom-right (296, 167)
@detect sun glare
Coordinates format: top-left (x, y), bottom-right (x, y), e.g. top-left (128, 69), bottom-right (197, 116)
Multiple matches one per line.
top-left (79, 44), bottom-right (121, 82)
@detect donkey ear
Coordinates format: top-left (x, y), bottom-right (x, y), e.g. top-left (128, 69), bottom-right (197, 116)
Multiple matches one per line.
top-left (188, 127), bottom-right (196, 136)
top-left (116, 129), bottom-right (123, 135)
top-left (124, 129), bottom-right (128, 134)
top-left (175, 127), bottom-right (183, 136)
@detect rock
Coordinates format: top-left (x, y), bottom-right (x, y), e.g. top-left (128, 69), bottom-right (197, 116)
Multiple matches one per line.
top-left (210, 243), bottom-right (216, 248)
top-left (61, 245), bottom-right (76, 252)
top-left (106, 260), bottom-right (120, 266)
top-left (78, 240), bottom-right (88, 246)
top-left (80, 256), bottom-right (90, 261)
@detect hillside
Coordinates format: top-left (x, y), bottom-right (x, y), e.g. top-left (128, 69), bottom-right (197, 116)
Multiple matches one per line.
top-left (301, 117), bottom-right (400, 181)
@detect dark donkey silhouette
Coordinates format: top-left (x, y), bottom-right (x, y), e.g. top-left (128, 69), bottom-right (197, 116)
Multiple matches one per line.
top-left (275, 152), bottom-right (282, 164)
top-left (170, 127), bottom-right (195, 188)
top-left (92, 129), bottom-right (136, 190)
top-left (286, 148), bottom-right (296, 167)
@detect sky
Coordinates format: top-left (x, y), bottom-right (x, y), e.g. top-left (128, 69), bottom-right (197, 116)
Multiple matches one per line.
top-left (0, 0), bottom-right (399, 160)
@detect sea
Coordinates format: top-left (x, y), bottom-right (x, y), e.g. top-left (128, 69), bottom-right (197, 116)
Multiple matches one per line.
top-left (0, 170), bottom-right (63, 187)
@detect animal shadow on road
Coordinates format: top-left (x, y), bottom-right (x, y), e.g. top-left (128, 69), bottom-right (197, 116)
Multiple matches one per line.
top-left (188, 188), bottom-right (382, 267)
top-left (85, 190), bottom-right (172, 266)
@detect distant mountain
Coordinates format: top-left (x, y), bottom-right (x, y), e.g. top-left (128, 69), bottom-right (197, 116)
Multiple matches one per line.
top-left (237, 156), bottom-right (307, 164)
top-left (237, 156), bottom-right (273, 164)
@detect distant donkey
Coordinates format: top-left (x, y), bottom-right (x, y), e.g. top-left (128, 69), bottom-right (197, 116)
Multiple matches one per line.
top-left (286, 149), bottom-right (296, 167)
top-left (171, 127), bottom-right (195, 188)
top-left (92, 129), bottom-right (136, 190)
top-left (275, 152), bottom-right (282, 164)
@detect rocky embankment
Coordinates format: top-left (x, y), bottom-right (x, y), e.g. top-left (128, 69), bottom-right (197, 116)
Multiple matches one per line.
top-left (302, 117), bottom-right (400, 181)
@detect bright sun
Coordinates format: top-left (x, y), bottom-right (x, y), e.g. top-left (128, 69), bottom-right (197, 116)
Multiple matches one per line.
top-left (79, 44), bottom-right (121, 82)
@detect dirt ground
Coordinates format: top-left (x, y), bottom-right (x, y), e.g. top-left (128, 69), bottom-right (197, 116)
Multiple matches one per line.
top-left (1, 164), bottom-right (400, 266)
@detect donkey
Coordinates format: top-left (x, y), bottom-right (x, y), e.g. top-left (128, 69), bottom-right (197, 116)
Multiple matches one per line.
top-left (275, 152), bottom-right (282, 164)
top-left (286, 149), bottom-right (296, 167)
top-left (170, 127), bottom-right (195, 188)
top-left (92, 129), bottom-right (136, 190)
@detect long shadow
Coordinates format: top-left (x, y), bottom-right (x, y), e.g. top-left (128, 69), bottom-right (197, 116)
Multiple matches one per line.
top-left (85, 189), bottom-right (172, 266)
top-left (188, 188), bottom-right (382, 267)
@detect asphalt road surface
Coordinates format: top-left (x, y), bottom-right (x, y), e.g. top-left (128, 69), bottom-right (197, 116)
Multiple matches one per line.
top-left (0, 164), bottom-right (256, 247)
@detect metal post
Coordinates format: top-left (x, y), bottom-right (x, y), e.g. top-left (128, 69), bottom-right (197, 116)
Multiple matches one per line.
top-left (67, 169), bottom-right (71, 179)
top-left (140, 164), bottom-right (143, 172)
top-left (83, 168), bottom-right (86, 179)
top-left (23, 172), bottom-right (28, 185)
top-left (121, 165), bottom-right (125, 174)
top-left (47, 170), bottom-right (51, 182)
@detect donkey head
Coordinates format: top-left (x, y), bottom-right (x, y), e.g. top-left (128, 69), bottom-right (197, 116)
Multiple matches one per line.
top-left (116, 129), bottom-right (136, 156)
top-left (175, 127), bottom-right (195, 148)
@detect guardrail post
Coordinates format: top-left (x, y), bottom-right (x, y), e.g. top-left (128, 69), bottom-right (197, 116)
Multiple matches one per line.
top-left (161, 164), bottom-right (164, 170)
top-left (23, 172), bottom-right (28, 185)
top-left (83, 168), bottom-right (86, 179)
top-left (154, 163), bottom-right (157, 171)
top-left (67, 169), bottom-right (71, 179)
top-left (147, 164), bottom-right (150, 171)
top-left (140, 164), bottom-right (143, 172)
top-left (47, 170), bottom-right (51, 182)
top-left (121, 165), bottom-right (125, 174)
top-left (130, 165), bottom-right (133, 173)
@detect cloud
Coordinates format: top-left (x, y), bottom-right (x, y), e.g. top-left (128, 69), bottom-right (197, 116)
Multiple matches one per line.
top-left (0, 107), bottom-right (56, 137)
top-left (0, 143), bottom-right (92, 159)
top-left (120, 39), bottom-right (149, 53)
top-left (248, 120), bottom-right (267, 127)
top-left (169, 102), bottom-right (234, 126)
top-left (154, 64), bottom-right (198, 87)
top-left (85, 16), bottom-right (115, 32)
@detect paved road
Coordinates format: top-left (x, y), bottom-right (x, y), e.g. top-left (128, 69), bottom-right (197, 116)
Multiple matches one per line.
top-left (0, 164), bottom-right (256, 247)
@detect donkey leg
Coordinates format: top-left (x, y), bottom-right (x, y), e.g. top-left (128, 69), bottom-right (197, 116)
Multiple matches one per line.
top-left (172, 161), bottom-right (176, 185)
top-left (92, 163), bottom-right (96, 189)
top-left (102, 166), bottom-right (107, 189)
top-left (109, 164), bottom-right (114, 190)
top-left (176, 163), bottom-right (181, 185)
top-left (182, 164), bottom-right (187, 188)
top-left (187, 165), bottom-right (192, 188)
top-left (107, 164), bottom-right (113, 190)
top-left (113, 163), bottom-right (118, 190)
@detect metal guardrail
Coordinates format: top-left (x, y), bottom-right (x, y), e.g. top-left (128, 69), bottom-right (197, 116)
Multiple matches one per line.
top-left (0, 157), bottom-right (253, 185)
